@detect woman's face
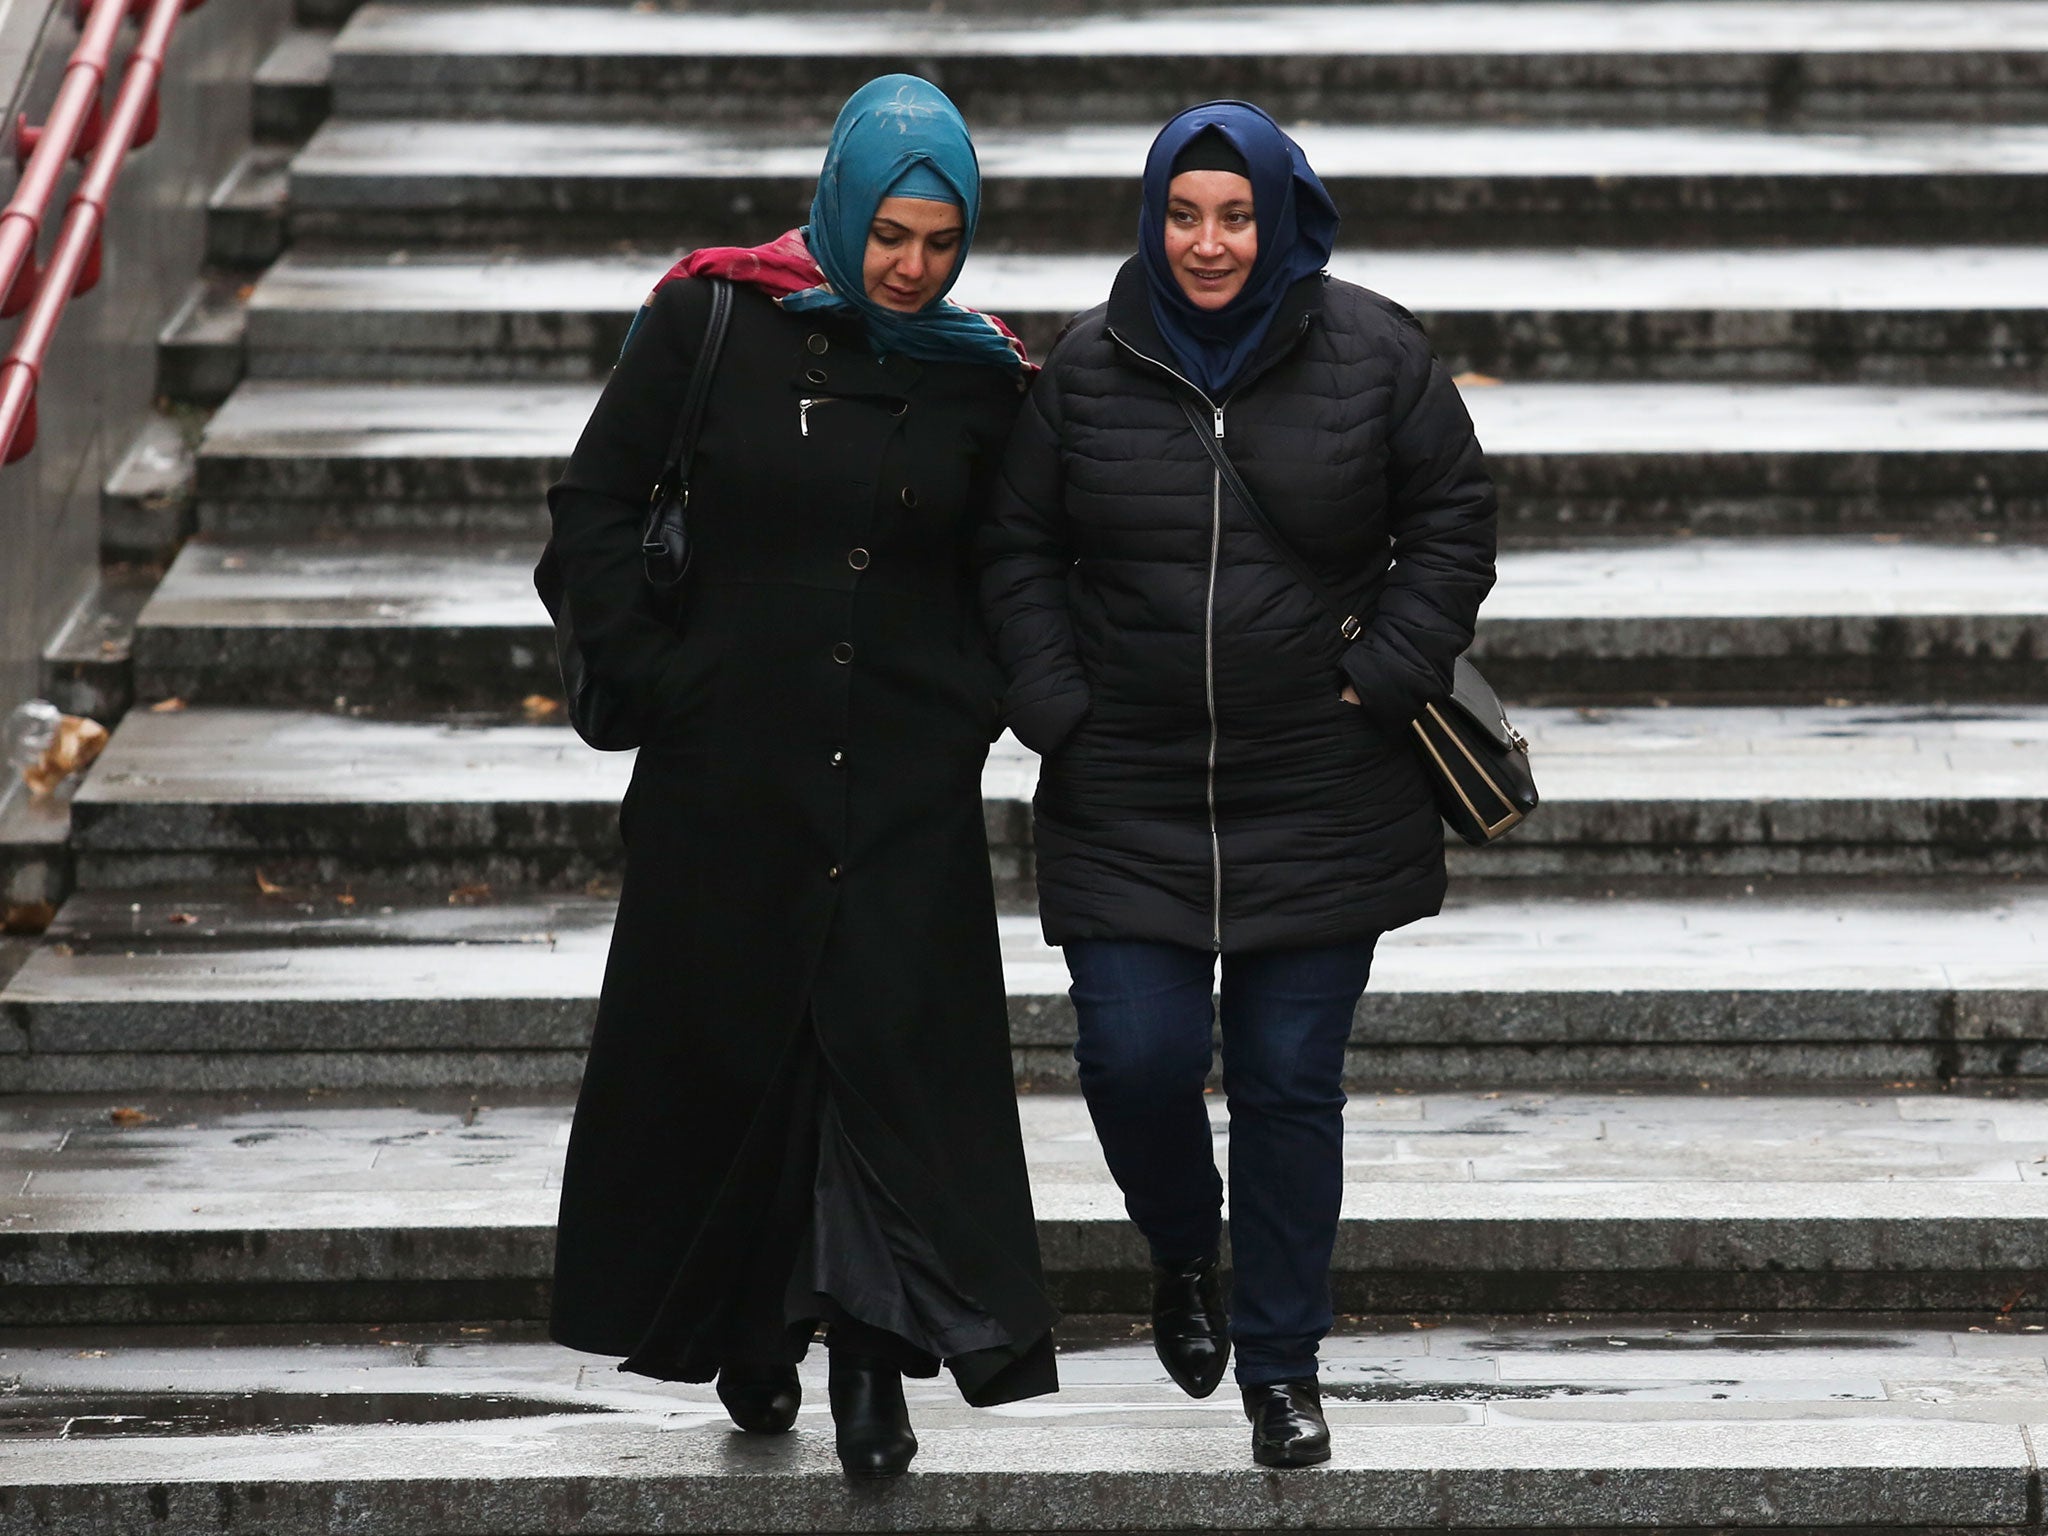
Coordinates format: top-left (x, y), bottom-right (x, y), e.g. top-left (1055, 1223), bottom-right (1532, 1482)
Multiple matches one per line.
top-left (1164, 171), bottom-right (1257, 310)
top-left (864, 197), bottom-right (965, 313)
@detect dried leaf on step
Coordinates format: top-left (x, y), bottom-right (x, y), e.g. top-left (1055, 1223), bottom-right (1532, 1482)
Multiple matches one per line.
top-left (1451, 371), bottom-right (1501, 387)
top-left (522, 694), bottom-right (565, 722)
top-left (2, 901), bottom-right (56, 935)
top-left (254, 869), bottom-right (288, 897)
top-left (165, 912), bottom-right (198, 925)
top-left (23, 716), bottom-right (110, 795)
top-left (449, 882), bottom-right (493, 906)
top-left (149, 696), bottom-right (187, 713)
top-left (108, 1106), bottom-right (155, 1127)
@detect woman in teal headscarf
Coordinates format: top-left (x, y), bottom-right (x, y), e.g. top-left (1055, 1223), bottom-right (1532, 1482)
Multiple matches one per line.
top-left (545, 76), bottom-right (1055, 1481)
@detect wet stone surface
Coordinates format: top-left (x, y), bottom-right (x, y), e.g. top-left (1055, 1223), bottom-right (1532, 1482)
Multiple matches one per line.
top-left (0, 1319), bottom-right (2040, 1533)
top-left (4, 1089), bottom-right (2048, 1320)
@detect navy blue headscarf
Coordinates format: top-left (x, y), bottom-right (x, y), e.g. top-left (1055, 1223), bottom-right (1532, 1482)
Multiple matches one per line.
top-left (1137, 102), bottom-right (1340, 397)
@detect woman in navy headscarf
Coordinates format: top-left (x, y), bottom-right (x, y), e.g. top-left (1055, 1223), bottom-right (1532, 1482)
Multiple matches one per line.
top-left (546, 76), bottom-right (1054, 1481)
top-left (981, 102), bottom-right (1498, 1468)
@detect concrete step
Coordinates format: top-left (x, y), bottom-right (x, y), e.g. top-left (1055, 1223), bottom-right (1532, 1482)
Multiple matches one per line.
top-left (155, 279), bottom-right (246, 407)
top-left (323, 1), bottom-right (2048, 126)
top-left (54, 703), bottom-right (2048, 890)
top-left (253, 28), bottom-right (333, 146)
top-left (6, 878), bottom-right (2048, 1091)
top-left (3, 1088), bottom-right (2047, 1323)
top-left (205, 149), bottom-right (291, 271)
top-left (284, 118), bottom-right (2048, 250)
top-left (2, 1321), bottom-right (2042, 1535)
top-left (132, 538), bottom-right (557, 710)
top-left (99, 416), bottom-right (195, 569)
top-left (9, 1321), bottom-right (2042, 1536)
top-left (243, 246), bottom-right (2048, 385)
top-left (127, 535), bottom-right (2048, 709)
top-left (39, 572), bottom-right (154, 726)
top-left (193, 378), bottom-right (2048, 540)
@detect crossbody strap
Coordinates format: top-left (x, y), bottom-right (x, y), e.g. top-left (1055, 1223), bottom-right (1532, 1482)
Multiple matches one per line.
top-left (1174, 394), bottom-right (1365, 641)
top-left (645, 276), bottom-right (734, 540)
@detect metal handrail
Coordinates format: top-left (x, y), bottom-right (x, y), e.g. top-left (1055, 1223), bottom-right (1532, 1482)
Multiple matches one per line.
top-left (0, 0), bottom-right (202, 464)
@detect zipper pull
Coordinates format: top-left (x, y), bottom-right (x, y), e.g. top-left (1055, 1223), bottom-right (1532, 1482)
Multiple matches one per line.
top-left (1212, 406), bottom-right (1225, 439)
top-left (799, 398), bottom-right (816, 437)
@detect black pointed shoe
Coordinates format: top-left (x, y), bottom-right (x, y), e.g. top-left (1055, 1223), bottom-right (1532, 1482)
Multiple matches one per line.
top-left (828, 1353), bottom-right (917, 1478)
top-left (1151, 1257), bottom-right (1230, 1398)
top-left (715, 1362), bottom-right (801, 1434)
top-left (1242, 1379), bottom-right (1331, 1468)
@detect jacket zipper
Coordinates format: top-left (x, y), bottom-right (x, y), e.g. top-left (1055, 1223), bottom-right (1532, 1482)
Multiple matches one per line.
top-left (1107, 327), bottom-right (1266, 955)
top-left (1202, 404), bottom-right (1225, 951)
top-left (799, 396), bottom-right (843, 437)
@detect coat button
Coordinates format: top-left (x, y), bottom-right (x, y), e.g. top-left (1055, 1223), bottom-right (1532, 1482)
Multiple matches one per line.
top-left (848, 547), bottom-right (870, 570)
top-left (827, 865), bottom-right (842, 881)
top-left (830, 749), bottom-right (845, 768)
top-left (899, 487), bottom-right (918, 508)
top-left (806, 334), bottom-right (829, 355)
top-left (832, 642), bottom-right (854, 664)
top-left (804, 367), bottom-right (828, 385)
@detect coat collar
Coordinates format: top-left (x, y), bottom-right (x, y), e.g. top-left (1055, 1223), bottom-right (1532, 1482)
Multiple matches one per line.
top-left (1104, 256), bottom-right (1325, 401)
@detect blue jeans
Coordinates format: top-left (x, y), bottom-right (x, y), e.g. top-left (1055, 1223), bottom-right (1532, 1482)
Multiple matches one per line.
top-left (1063, 936), bottom-right (1377, 1386)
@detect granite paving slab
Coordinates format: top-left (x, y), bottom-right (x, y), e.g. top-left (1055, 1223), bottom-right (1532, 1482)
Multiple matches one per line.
top-left (127, 534), bottom-right (2048, 705)
top-left (283, 119), bottom-right (2048, 247)
top-left (4, 1090), bottom-right (2048, 1321)
top-left (0, 1321), bottom-right (2037, 1534)
top-left (193, 377), bottom-right (2048, 537)
top-left (243, 246), bottom-right (2048, 382)
top-left (323, 0), bottom-right (2048, 125)
top-left (59, 704), bottom-right (2048, 890)
top-left (8, 877), bottom-right (2048, 1090)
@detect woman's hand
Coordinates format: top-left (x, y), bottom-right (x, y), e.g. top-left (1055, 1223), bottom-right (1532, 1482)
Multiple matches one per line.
top-left (1339, 685), bottom-right (1361, 706)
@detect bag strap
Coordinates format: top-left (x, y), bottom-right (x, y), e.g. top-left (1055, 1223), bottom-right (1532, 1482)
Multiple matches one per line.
top-left (1174, 395), bottom-right (1365, 641)
top-left (645, 277), bottom-right (734, 536)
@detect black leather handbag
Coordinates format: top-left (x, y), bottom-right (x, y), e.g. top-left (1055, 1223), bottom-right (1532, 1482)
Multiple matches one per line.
top-left (535, 278), bottom-right (733, 751)
top-left (1174, 397), bottom-right (1537, 846)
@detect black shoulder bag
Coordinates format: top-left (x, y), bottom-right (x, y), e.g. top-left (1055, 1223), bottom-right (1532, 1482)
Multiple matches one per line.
top-left (1174, 397), bottom-right (1538, 846)
top-left (534, 277), bottom-right (734, 751)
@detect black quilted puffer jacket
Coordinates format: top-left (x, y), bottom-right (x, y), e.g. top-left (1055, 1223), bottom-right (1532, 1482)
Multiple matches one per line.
top-left (979, 259), bottom-right (1498, 952)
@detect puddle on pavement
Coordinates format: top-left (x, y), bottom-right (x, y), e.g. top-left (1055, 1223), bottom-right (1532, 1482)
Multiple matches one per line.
top-left (1464, 1331), bottom-right (1910, 1353)
top-left (0, 1391), bottom-right (610, 1439)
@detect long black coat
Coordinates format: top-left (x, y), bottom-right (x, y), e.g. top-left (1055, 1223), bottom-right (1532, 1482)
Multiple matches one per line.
top-left (548, 276), bottom-right (1057, 1405)
top-left (980, 263), bottom-right (1497, 953)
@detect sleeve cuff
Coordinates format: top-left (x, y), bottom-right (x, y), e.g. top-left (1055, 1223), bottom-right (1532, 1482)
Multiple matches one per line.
top-left (1003, 685), bottom-right (1091, 756)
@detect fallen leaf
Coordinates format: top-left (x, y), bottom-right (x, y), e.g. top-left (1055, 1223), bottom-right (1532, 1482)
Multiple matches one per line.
top-left (448, 882), bottom-right (493, 906)
top-left (254, 869), bottom-right (287, 897)
top-left (1451, 371), bottom-right (1501, 387)
top-left (1, 901), bottom-right (56, 935)
top-left (148, 696), bottom-right (187, 713)
top-left (165, 912), bottom-right (197, 925)
top-left (109, 1106), bottom-right (155, 1127)
top-left (1999, 1286), bottom-right (2029, 1316)
top-left (335, 888), bottom-right (357, 908)
top-left (23, 715), bottom-right (109, 795)
top-left (522, 694), bottom-right (564, 722)
top-left (1871, 532), bottom-right (1904, 544)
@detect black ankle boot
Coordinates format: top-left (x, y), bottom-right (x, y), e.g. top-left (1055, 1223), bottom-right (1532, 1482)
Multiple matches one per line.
top-left (1241, 1379), bottom-right (1330, 1468)
top-left (715, 1362), bottom-right (801, 1434)
top-left (827, 1353), bottom-right (916, 1478)
top-left (1151, 1257), bottom-right (1230, 1398)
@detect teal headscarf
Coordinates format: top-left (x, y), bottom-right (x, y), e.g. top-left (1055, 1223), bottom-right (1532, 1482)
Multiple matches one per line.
top-left (783, 75), bottom-right (1024, 376)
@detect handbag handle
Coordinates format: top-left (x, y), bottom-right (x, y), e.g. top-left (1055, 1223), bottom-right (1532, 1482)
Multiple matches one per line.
top-left (642, 277), bottom-right (734, 563)
top-left (1173, 395), bottom-right (1367, 642)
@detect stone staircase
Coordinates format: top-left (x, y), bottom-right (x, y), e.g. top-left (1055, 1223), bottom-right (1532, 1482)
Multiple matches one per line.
top-left (7, 2), bottom-right (2048, 1529)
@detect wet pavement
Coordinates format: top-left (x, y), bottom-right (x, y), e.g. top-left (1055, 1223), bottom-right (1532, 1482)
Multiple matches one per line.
top-left (1, 1319), bottom-right (2042, 1532)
